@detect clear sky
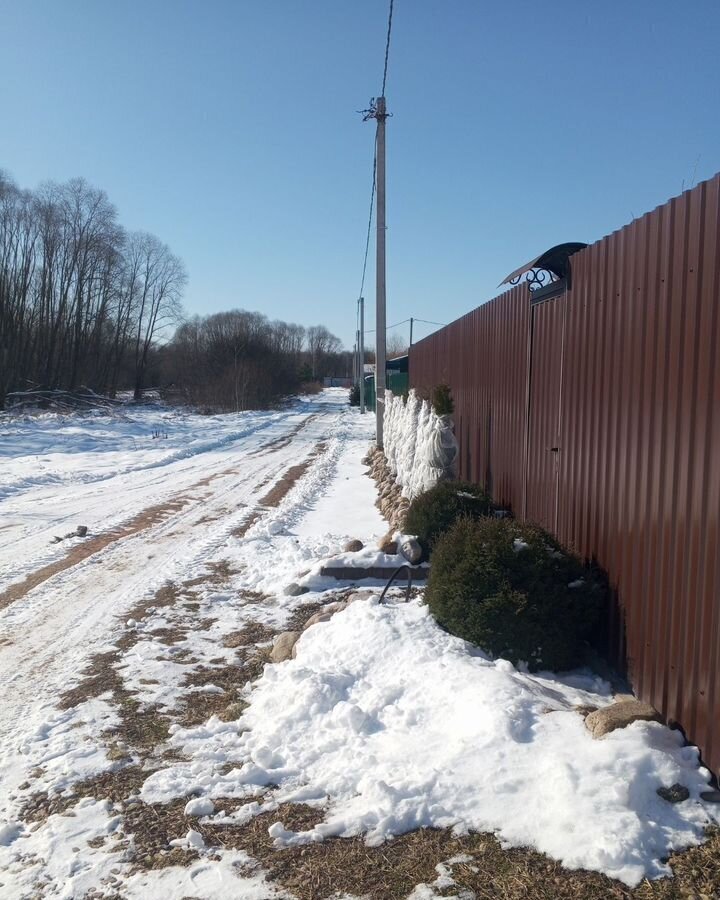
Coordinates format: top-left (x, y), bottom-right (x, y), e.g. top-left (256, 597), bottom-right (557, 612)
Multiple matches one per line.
top-left (1, 1), bottom-right (718, 349)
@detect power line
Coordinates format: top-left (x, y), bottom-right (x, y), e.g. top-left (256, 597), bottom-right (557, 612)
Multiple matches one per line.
top-left (358, 142), bottom-right (377, 303)
top-left (413, 317), bottom-right (446, 327)
top-left (381, 0), bottom-right (395, 96)
top-left (357, 0), bottom-right (394, 304)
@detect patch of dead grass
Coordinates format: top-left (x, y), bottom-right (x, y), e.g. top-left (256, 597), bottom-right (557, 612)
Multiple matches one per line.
top-left (58, 651), bottom-right (123, 710)
top-left (167, 810), bottom-right (720, 900)
top-left (223, 622), bottom-right (276, 649)
top-left (178, 664), bottom-right (245, 726)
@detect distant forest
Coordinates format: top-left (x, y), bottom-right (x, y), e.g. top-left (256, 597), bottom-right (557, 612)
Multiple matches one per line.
top-left (0, 170), bottom-right (350, 411)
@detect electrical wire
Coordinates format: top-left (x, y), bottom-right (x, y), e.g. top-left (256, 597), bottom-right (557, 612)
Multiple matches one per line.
top-left (355, 0), bottom-right (394, 326)
top-left (358, 142), bottom-right (377, 304)
top-left (364, 317), bottom-right (410, 335)
top-left (413, 317), bottom-right (446, 327)
top-left (381, 0), bottom-right (395, 97)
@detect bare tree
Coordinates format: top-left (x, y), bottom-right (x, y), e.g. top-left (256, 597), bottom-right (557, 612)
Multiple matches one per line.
top-left (306, 325), bottom-right (342, 379)
top-left (131, 233), bottom-right (186, 399)
top-left (386, 331), bottom-right (408, 358)
top-left (0, 169), bottom-right (187, 408)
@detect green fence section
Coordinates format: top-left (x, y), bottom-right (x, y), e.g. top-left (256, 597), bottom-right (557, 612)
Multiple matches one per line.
top-left (363, 371), bottom-right (408, 411)
top-left (388, 371), bottom-right (409, 396)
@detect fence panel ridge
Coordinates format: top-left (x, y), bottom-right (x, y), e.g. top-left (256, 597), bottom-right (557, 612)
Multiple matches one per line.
top-left (408, 172), bottom-right (720, 773)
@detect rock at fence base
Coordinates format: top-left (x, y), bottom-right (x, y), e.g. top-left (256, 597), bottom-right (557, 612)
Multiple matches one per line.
top-left (343, 539), bottom-right (364, 553)
top-left (303, 601), bottom-right (348, 630)
top-left (270, 631), bottom-right (300, 663)
top-left (585, 700), bottom-right (661, 738)
top-left (284, 582), bottom-right (309, 597)
top-left (574, 705), bottom-right (599, 719)
top-left (76, 525), bottom-right (88, 537)
top-left (657, 783), bottom-right (690, 804)
top-left (379, 534), bottom-right (398, 554)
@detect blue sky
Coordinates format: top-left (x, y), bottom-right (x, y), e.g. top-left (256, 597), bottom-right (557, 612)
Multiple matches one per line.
top-left (1, 1), bottom-right (718, 348)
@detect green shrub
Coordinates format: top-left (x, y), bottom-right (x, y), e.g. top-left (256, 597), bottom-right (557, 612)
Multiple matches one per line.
top-left (404, 480), bottom-right (492, 554)
top-left (425, 517), bottom-right (605, 671)
top-left (431, 383), bottom-right (454, 415)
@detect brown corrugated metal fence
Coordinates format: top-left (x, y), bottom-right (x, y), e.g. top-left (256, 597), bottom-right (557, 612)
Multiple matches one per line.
top-left (409, 173), bottom-right (720, 773)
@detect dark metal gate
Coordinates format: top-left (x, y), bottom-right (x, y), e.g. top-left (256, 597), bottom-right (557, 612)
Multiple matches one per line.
top-left (525, 293), bottom-right (566, 532)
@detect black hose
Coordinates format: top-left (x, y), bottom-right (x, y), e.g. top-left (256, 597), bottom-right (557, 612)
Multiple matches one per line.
top-left (378, 564), bottom-right (413, 604)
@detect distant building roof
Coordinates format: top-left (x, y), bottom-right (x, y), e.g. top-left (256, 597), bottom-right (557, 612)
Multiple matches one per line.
top-left (386, 354), bottom-right (408, 373)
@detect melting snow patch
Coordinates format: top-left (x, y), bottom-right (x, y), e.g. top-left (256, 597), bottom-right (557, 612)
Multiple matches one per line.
top-left (149, 598), bottom-right (718, 887)
top-left (184, 797), bottom-right (215, 817)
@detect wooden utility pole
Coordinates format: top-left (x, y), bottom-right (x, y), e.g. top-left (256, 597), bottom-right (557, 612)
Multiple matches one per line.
top-left (359, 296), bottom-right (365, 414)
top-left (375, 96), bottom-right (387, 447)
top-left (409, 316), bottom-right (414, 346)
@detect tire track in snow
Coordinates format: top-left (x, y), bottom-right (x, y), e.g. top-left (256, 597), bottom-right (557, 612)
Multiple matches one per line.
top-left (0, 407), bottom-right (321, 596)
top-left (0, 399), bottom-right (348, 749)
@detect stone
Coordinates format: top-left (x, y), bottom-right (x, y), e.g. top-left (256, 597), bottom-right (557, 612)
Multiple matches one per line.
top-left (303, 601), bottom-right (348, 630)
top-left (585, 700), bottom-right (661, 738)
top-left (398, 536), bottom-right (422, 564)
top-left (76, 525), bottom-right (88, 537)
top-left (284, 582), bottom-right (309, 596)
top-left (270, 631), bottom-right (300, 663)
top-left (343, 539), bottom-right (364, 553)
top-left (657, 783), bottom-right (690, 804)
top-left (378, 532), bottom-right (398, 554)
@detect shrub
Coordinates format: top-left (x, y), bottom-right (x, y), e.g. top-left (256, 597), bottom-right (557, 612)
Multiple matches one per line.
top-left (425, 517), bottom-right (605, 671)
top-left (349, 383), bottom-right (360, 406)
top-left (431, 383), bottom-right (454, 416)
top-left (404, 480), bottom-right (492, 554)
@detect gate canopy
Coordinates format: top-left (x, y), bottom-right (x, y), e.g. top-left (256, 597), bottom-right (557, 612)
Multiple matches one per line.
top-left (499, 242), bottom-right (588, 287)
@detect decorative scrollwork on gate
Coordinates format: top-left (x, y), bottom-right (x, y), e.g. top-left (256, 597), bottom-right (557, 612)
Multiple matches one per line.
top-left (508, 268), bottom-right (559, 291)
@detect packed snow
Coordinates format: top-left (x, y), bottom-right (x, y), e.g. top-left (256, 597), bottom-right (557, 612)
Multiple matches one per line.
top-left (0, 388), bottom-right (718, 897)
top-left (143, 596), bottom-right (718, 887)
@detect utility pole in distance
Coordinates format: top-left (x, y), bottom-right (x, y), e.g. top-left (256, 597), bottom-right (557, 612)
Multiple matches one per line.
top-left (409, 316), bottom-right (413, 346)
top-left (359, 296), bottom-right (365, 414)
top-left (374, 96), bottom-right (388, 447)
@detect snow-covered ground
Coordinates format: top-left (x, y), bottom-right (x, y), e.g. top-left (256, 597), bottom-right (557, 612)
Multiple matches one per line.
top-left (0, 389), bottom-right (717, 897)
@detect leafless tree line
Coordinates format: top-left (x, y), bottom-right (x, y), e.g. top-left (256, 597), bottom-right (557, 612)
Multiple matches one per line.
top-left (0, 169), bottom-right (352, 413)
top-left (164, 313), bottom-right (350, 411)
top-left (0, 171), bottom-right (185, 408)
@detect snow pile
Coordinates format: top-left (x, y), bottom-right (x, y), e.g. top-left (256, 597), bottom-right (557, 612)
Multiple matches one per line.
top-left (383, 390), bottom-right (458, 498)
top-left (149, 598), bottom-right (717, 887)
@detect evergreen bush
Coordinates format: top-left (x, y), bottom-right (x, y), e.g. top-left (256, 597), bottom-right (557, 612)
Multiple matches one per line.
top-left (431, 383), bottom-right (454, 415)
top-left (404, 480), bottom-right (492, 554)
top-left (425, 516), bottom-right (604, 671)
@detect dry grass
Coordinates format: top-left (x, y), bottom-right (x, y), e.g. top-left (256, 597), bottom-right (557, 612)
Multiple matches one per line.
top-left (179, 664), bottom-right (245, 726)
top-left (58, 651), bottom-right (121, 709)
top-left (223, 621), bottom-right (276, 649)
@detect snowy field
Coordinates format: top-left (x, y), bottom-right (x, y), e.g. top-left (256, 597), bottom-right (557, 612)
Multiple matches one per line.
top-left (0, 389), bottom-right (717, 898)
